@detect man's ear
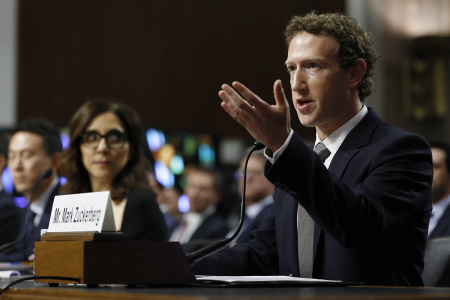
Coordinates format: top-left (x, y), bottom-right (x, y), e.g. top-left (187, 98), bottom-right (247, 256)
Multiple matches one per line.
top-left (349, 58), bottom-right (367, 89)
top-left (0, 153), bottom-right (6, 173)
top-left (50, 152), bottom-right (62, 171)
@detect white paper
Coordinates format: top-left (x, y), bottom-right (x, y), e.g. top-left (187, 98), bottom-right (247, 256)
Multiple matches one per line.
top-left (48, 191), bottom-right (116, 233)
top-left (0, 270), bottom-right (20, 278)
top-left (195, 275), bottom-right (342, 283)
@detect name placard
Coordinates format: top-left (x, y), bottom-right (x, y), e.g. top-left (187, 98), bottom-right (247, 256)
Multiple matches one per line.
top-left (48, 191), bottom-right (116, 233)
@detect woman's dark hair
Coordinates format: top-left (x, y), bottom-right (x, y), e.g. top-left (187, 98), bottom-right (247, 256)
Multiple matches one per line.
top-left (60, 99), bottom-right (150, 201)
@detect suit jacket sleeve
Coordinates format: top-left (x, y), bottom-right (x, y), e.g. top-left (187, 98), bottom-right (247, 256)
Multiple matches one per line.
top-left (192, 207), bottom-right (279, 276)
top-left (0, 196), bottom-right (22, 246)
top-left (121, 189), bottom-right (168, 241)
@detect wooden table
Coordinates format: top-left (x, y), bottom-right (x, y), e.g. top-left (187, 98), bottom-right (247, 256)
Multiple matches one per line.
top-left (2, 279), bottom-right (450, 300)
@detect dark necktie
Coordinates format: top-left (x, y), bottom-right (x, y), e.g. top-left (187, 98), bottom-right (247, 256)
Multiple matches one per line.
top-left (27, 210), bottom-right (36, 242)
top-left (297, 142), bottom-right (331, 278)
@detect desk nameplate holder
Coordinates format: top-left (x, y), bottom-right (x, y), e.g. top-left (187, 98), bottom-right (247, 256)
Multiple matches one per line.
top-left (34, 232), bottom-right (196, 286)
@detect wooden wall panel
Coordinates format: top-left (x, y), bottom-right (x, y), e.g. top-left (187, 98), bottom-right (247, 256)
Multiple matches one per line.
top-left (17, 0), bottom-right (345, 139)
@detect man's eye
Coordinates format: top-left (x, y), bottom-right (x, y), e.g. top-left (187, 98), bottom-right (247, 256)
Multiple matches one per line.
top-left (287, 66), bottom-right (296, 72)
top-left (309, 63), bottom-right (318, 68)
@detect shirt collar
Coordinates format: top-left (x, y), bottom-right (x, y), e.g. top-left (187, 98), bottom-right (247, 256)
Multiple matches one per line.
top-left (30, 177), bottom-right (59, 217)
top-left (433, 194), bottom-right (450, 215)
top-left (315, 105), bottom-right (368, 168)
top-left (246, 196), bottom-right (273, 219)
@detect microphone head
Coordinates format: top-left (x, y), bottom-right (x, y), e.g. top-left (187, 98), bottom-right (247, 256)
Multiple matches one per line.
top-left (252, 141), bottom-right (266, 151)
top-left (42, 169), bottom-right (53, 179)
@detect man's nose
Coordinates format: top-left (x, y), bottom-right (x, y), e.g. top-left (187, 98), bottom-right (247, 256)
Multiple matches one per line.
top-left (8, 157), bottom-right (22, 170)
top-left (291, 70), bottom-right (308, 93)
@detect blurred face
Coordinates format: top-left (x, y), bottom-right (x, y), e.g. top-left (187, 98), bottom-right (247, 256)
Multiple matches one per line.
top-left (80, 112), bottom-right (130, 189)
top-left (185, 171), bottom-right (219, 213)
top-left (286, 32), bottom-right (358, 136)
top-left (8, 132), bottom-right (54, 198)
top-left (237, 156), bottom-right (273, 205)
top-left (431, 147), bottom-right (450, 204)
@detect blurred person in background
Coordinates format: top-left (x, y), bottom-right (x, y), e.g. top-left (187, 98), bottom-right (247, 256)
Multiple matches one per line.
top-left (60, 99), bottom-right (167, 241)
top-left (428, 141), bottom-right (450, 240)
top-left (228, 149), bottom-right (274, 243)
top-left (0, 131), bottom-right (21, 247)
top-left (0, 119), bottom-right (61, 262)
top-left (170, 168), bottom-right (228, 249)
top-left (147, 169), bottom-right (182, 238)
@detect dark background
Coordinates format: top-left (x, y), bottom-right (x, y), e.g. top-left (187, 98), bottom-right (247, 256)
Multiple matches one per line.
top-left (16, 0), bottom-right (345, 142)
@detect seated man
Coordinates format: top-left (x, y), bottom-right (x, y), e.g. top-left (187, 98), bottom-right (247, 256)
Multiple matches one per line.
top-left (0, 131), bottom-right (21, 246)
top-left (229, 149), bottom-right (274, 243)
top-left (0, 119), bottom-right (62, 262)
top-left (428, 141), bottom-right (450, 239)
top-left (192, 12), bottom-right (432, 286)
top-left (170, 168), bottom-right (228, 248)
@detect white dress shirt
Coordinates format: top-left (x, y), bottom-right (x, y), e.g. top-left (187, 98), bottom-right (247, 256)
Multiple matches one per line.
top-left (266, 105), bottom-right (368, 166)
top-left (428, 194), bottom-right (450, 236)
top-left (169, 205), bottom-right (217, 244)
top-left (30, 177), bottom-right (59, 227)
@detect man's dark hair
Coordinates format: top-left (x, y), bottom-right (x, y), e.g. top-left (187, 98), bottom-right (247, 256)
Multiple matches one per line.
top-left (429, 141), bottom-right (450, 172)
top-left (0, 131), bottom-right (10, 159)
top-left (13, 119), bottom-right (62, 156)
top-left (284, 11), bottom-right (380, 102)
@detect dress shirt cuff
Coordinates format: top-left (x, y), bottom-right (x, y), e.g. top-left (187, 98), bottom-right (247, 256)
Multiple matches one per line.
top-left (264, 129), bottom-right (294, 164)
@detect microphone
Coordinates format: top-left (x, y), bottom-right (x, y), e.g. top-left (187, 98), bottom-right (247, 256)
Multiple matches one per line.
top-left (186, 141), bottom-right (265, 265)
top-left (0, 169), bottom-right (53, 254)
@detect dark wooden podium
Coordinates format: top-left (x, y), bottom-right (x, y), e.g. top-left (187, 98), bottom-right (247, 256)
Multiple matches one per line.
top-left (34, 232), bottom-right (196, 286)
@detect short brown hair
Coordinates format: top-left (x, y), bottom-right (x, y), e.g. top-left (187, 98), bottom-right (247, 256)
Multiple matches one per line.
top-left (60, 99), bottom-right (149, 201)
top-left (285, 12), bottom-right (380, 101)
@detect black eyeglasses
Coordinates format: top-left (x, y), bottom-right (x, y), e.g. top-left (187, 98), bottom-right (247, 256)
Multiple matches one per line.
top-left (80, 130), bottom-right (128, 149)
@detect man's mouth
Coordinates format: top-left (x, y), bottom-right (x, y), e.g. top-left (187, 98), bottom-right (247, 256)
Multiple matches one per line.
top-left (297, 99), bottom-right (313, 108)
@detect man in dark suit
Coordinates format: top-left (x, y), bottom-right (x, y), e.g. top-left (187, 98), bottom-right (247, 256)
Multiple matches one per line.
top-left (192, 12), bottom-right (432, 286)
top-left (427, 141), bottom-right (450, 239)
top-left (0, 119), bottom-right (62, 262)
top-left (0, 131), bottom-right (21, 246)
top-left (169, 168), bottom-right (228, 246)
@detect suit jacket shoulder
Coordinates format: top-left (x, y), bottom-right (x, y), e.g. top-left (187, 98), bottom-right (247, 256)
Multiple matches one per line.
top-left (190, 212), bottom-right (229, 241)
top-left (121, 189), bottom-right (167, 241)
top-left (237, 203), bottom-right (273, 243)
top-left (0, 190), bottom-right (21, 245)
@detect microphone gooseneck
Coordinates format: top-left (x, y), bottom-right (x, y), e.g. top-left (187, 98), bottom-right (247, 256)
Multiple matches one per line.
top-left (186, 142), bottom-right (265, 265)
top-left (0, 169), bottom-right (53, 254)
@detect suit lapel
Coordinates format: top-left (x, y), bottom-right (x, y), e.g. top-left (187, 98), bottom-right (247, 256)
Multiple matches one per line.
top-left (328, 108), bottom-right (380, 177)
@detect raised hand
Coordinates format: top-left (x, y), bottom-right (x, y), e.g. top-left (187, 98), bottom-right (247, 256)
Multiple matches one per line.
top-left (219, 80), bottom-right (291, 152)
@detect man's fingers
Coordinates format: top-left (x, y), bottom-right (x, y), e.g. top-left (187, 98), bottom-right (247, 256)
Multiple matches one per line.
top-left (219, 84), bottom-right (253, 113)
top-left (220, 101), bottom-right (250, 127)
top-left (232, 81), bottom-right (266, 108)
top-left (273, 80), bottom-right (289, 108)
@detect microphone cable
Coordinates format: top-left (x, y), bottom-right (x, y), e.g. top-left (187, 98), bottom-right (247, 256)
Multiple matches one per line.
top-left (0, 276), bottom-right (80, 296)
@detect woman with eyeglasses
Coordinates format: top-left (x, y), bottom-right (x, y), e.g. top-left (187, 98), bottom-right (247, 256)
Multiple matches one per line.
top-left (60, 99), bottom-right (167, 241)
